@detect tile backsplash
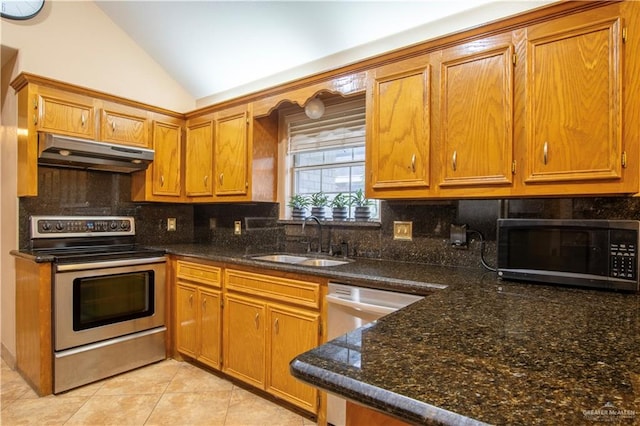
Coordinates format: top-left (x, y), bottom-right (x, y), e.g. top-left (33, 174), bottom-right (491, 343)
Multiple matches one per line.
top-left (18, 167), bottom-right (640, 269)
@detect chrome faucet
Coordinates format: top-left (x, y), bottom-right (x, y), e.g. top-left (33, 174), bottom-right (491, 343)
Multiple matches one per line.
top-left (302, 215), bottom-right (322, 253)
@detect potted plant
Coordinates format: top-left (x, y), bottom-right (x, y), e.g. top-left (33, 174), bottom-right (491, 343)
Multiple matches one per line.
top-left (309, 191), bottom-right (329, 219)
top-left (353, 188), bottom-right (372, 221)
top-left (287, 194), bottom-right (310, 220)
top-left (331, 193), bottom-right (352, 221)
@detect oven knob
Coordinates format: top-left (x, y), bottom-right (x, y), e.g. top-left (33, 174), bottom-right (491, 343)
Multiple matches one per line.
top-left (41, 221), bottom-right (51, 231)
top-left (55, 222), bottom-right (64, 231)
top-left (110, 221), bottom-right (118, 230)
top-left (120, 221), bottom-right (130, 230)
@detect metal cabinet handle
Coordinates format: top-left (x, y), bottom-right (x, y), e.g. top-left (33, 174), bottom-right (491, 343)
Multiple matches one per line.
top-left (202, 298), bottom-right (207, 310)
top-left (33, 114), bottom-right (38, 125)
top-left (112, 121), bottom-right (116, 133)
top-left (452, 150), bottom-right (457, 171)
top-left (81, 113), bottom-right (86, 127)
top-left (219, 173), bottom-right (224, 185)
top-left (274, 318), bottom-right (279, 335)
top-left (411, 154), bottom-right (416, 173)
top-left (543, 142), bottom-right (548, 165)
top-left (254, 313), bottom-right (260, 329)
top-left (160, 175), bottom-right (165, 187)
top-left (188, 294), bottom-right (193, 307)
top-left (204, 175), bottom-right (208, 186)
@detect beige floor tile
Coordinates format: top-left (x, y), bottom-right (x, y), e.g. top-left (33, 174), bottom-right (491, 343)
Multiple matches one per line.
top-left (165, 363), bottom-right (233, 393)
top-left (144, 391), bottom-right (231, 425)
top-left (225, 386), bottom-right (306, 426)
top-left (1, 369), bottom-right (38, 406)
top-left (0, 395), bottom-right (88, 425)
top-left (65, 394), bottom-right (161, 425)
top-left (95, 360), bottom-right (180, 396)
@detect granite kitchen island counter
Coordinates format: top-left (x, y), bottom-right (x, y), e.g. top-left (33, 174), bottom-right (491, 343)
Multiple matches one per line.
top-left (291, 276), bottom-right (640, 425)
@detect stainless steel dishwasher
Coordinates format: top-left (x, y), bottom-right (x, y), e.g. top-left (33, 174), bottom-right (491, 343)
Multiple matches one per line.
top-left (325, 282), bottom-right (424, 426)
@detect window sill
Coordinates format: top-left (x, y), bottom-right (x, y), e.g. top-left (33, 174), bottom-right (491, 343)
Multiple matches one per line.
top-left (278, 219), bottom-right (381, 228)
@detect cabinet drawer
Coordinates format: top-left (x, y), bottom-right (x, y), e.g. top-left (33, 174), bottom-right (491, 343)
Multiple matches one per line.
top-left (225, 269), bottom-right (320, 309)
top-left (176, 261), bottom-right (221, 287)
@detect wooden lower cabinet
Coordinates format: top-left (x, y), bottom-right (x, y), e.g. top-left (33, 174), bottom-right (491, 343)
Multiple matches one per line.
top-left (223, 268), bottom-right (322, 414)
top-left (223, 293), bottom-right (266, 388)
top-left (267, 304), bottom-right (320, 412)
top-left (346, 401), bottom-right (410, 426)
top-left (175, 261), bottom-right (222, 370)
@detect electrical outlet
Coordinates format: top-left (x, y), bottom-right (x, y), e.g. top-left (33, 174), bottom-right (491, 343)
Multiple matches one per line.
top-left (450, 224), bottom-right (468, 248)
top-left (234, 220), bottom-right (242, 235)
top-left (209, 218), bottom-right (217, 230)
top-left (393, 221), bottom-right (412, 241)
top-left (167, 218), bottom-right (177, 232)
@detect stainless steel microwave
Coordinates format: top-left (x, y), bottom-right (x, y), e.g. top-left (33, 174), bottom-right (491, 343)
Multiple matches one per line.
top-left (497, 219), bottom-right (639, 292)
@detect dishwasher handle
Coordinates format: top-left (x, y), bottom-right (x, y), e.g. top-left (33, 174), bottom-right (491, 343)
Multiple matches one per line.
top-left (326, 294), bottom-right (397, 316)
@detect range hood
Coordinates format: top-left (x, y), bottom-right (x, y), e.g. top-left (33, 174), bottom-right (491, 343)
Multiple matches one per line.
top-left (38, 133), bottom-right (154, 173)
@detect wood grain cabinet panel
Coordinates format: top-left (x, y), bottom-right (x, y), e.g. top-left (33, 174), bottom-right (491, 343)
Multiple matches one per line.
top-left (175, 261), bottom-right (222, 370)
top-left (100, 108), bottom-right (149, 147)
top-left (525, 7), bottom-right (624, 185)
top-left (185, 120), bottom-right (214, 197)
top-left (366, 56), bottom-right (431, 198)
top-left (151, 121), bottom-right (182, 197)
top-left (37, 92), bottom-right (95, 139)
top-left (215, 110), bottom-right (249, 196)
top-left (438, 36), bottom-right (514, 191)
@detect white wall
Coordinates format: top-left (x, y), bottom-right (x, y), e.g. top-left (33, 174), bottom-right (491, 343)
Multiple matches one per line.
top-left (0, 0), bottom-right (195, 363)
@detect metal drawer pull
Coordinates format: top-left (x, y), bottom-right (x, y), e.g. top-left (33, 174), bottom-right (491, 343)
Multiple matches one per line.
top-left (543, 142), bottom-right (548, 165)
top-left (452, 150), bottom-right (457, 171)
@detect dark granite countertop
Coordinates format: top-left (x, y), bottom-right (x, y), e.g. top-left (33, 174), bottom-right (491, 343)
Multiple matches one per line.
top-left (14, 243), bottom-right (640, 424)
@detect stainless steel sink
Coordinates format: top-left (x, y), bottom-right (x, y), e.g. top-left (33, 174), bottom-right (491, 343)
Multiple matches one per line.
top-left (250, 253), bottom-right (351, 267)
top-left (298, 258), bottom-right (349, 267)
top-left (251, 254), bottom-right (309, 263)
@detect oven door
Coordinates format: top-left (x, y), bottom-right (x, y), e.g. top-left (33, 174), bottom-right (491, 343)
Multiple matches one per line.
top-left (54, 257), bottom-right (166, 351)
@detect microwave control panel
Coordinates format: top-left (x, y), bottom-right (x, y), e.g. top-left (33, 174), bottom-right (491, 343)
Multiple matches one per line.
top-left (610, 231), bottom-right (637, 280)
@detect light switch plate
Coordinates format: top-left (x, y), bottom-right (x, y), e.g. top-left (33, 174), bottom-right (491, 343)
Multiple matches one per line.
top-left (234, 220), bottom-right (242, 235)
top-left (393, 221), bottom-right (412, 241)
top-left (167, 218), bottom-right (177, 232)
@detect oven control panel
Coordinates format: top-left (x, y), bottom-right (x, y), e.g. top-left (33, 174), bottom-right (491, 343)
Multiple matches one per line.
top-left (31, 216), bottom-right (135, 238)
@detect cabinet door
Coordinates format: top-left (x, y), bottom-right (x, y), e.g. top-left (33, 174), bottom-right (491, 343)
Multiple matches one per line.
top-left (185, 120), bottom-right (214, 197)
top-left (215, 111), bottom-right (248, 196)
top-left (439, 36), bottom-right (514, 190)
top-left (38, 93), bottom-right (95, 138)
top-left (176, 283), bottom-right (198, 358)
top-left (152, 121), bottom-right (182, 197)
top-left (223, 294), bottom-right (266, 388)
top-left (101, 108), bottom-right (149, 147)
top-left (525, 8), bottom-right (623, 184)
top-left (367, 56), bottom-right (431, 198)
top-left (198, 288), bottom-right (221, 369)
top-left (267, 305), bottom-right (319, 412)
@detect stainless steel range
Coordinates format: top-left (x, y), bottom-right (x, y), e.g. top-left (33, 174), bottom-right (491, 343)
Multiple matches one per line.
top-left (30, 215), bottom-right (167, 394)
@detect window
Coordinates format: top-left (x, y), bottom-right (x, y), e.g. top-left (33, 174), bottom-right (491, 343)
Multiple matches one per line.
top-left (280, 96), bottom-right (377, 220)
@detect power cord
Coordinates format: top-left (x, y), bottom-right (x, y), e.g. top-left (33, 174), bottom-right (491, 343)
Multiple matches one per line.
top-left (466, 229), bottom-right (497, 272)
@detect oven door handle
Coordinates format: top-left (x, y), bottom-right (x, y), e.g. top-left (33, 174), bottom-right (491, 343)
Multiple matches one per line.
top-left (56, 256), bottom-right (166, 272)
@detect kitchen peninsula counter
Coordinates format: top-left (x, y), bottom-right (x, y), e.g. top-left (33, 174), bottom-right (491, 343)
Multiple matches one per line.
top-left (160, 244), bottom-right (640, 425)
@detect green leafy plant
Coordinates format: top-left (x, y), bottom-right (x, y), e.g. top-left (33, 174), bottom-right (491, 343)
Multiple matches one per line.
top-left (309, 191), bottom-right (329, 207)
top-left (352, 189), bottom-right (371, 207)
top-left (287, 194), bottom-right (310, 209)
top-left (331, 193), bottom-right (353, 208)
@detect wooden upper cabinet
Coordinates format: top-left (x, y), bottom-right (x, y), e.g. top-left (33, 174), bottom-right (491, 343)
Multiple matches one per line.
top-left (37, 90), bottom-right (95, 139)
top-left (215, 109), bottom-right (249, 196)
top-left (438, 35), bottom-right (514, 191)
top-left (524, 6), bottom-right (624, 186)
top-left (100, 106), bottom-right (149, 147)
top-left (367, 55), bottom-right (431, 198)
top-left (151, 121), bottom-right (182, 197)
top-left (185, 120), bottom-right (214, 197)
